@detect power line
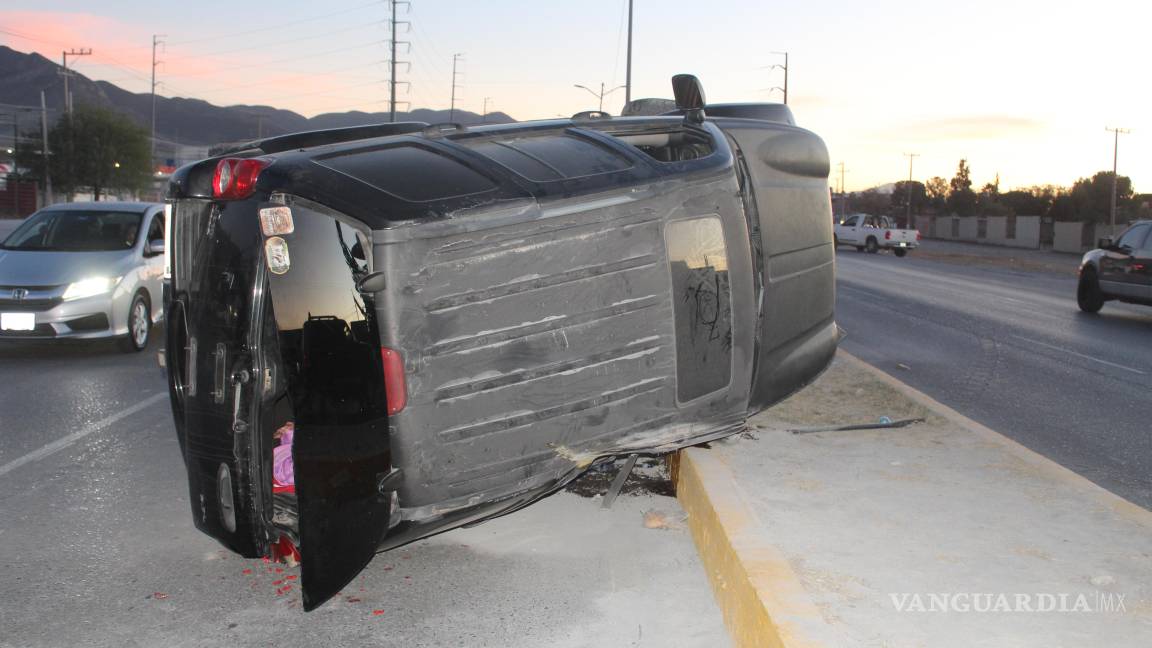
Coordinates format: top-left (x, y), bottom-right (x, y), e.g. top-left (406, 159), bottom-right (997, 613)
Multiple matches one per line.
top-left (165, 1), bottom-right (381, 45)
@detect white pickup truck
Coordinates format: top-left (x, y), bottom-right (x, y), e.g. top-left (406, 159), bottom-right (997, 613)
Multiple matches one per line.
top-left (834, 214), bottom-right (920, 257)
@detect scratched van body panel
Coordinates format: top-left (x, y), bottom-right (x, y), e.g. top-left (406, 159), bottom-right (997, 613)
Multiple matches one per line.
top-left (375, 165), bottom-right (756, 516)
top-left (165, 88), bottom-right (835, 610)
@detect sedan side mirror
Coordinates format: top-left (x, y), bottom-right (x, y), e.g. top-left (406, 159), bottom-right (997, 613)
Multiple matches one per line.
top-left (1097, 237), bottom-right (1114, 250)
top-left (145, 239), bottom-right (166, 257)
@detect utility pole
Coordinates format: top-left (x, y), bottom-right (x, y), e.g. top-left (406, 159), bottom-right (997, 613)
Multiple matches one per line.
top-left (1105, 126), bottom-right (1130, 230)
top-left (904, 152), bottom-right (919, 228)
top-left (150, 35), bottom-right (165, 164)
top-left (838, 162), bottom-right (849, 219)
top-left (40, 90), bottom-right (51, 205)
top-left (449, 53), bottom-right (463, 122)
top-left (60, 48), bottom-right (92, 119)
top-left (770, 51), bottom-right (789, 104)
top-left (625, 0), bottom-right (634, 104)
top-left (482, 97), bottom-right (492, 123)
top-left (388, 1), bottom-right (411, 122)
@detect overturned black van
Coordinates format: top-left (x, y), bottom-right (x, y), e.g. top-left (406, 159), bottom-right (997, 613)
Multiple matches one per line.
top-left (164, 75), bottom-right (837, 610)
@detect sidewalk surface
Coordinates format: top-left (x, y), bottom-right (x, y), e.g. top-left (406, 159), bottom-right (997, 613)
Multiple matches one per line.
top-left (912, 239), bottom-right (1081, 275)
top-left (678, 351), bottom-right (1152, 647)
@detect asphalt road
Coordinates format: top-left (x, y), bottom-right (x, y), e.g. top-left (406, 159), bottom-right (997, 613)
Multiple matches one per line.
top-left (836, 245), bottom-right (1152, 509)
top-left (0, 339), bottom-right (727, 647)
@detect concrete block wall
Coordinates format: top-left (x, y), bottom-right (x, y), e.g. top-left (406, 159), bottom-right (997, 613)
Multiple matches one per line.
top-left (1053, 222), bottom-right (1087, 253)
top-left (1015, 216), bottom-right (1041, 249)
top-left (0, 218), bottom-right (22, 240)
top-left (958, 217), bottom-right (979, 240)
top-left (985, 217), bottom-right (1007, 244)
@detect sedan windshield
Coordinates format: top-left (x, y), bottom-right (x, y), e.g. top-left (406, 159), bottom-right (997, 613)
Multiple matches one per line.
top-left (1, 210), bottom-right (144, 252)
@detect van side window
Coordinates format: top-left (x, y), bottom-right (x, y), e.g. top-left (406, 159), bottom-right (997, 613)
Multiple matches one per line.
top-left (318, 146), bottom-right (497, 202)
top-left (462, 134), bottom-right (632, 182)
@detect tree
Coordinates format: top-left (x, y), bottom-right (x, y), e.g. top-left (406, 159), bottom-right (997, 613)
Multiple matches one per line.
top-left (20, 104), bottom-right (151, 200)
top-left (925, 176), bottom-right (949, 211)
top-left (890, 180), bottom-right (926, 224)
top-left (849, 190), bottom-right (890, 217)
top-left (1000, 185), bottom-right (1059, 217)
top-left (1065, 171), bottom-right (1133, 223)
top-left (946, 159), bottom-right (977, 217)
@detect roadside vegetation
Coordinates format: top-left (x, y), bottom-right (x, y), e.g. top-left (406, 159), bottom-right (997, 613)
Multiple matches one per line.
top-left (850, 159), bottom-right (1148, 224)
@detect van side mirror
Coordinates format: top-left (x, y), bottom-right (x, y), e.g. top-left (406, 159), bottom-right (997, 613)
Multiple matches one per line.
top-left (1097, 237), bottom-right (1113, 250)
top-left (671, 74), bottom-right (706, 124)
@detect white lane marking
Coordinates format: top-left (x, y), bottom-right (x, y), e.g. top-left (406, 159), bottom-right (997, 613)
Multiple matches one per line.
top-left (0, 392), bottom-right (167, 478)
top-left (1011, 335), bottom-right (1147, 375)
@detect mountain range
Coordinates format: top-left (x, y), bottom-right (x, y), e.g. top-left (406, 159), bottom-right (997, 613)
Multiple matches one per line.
top-left (0, 45), bottom-right (516, 148)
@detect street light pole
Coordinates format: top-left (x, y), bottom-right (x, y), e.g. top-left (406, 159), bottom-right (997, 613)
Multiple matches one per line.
top-left (1105, 126), bottom-right (1130, 230)
top-left (625, 0), bottom-right (633, 104)
top-left (574, 83), bottom-right (626, 113)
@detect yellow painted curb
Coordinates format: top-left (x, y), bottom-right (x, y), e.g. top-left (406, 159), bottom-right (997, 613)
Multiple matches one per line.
top-left (836, 348), bottom-right (1152, 528)
top-left (675, 447), bottom-right (839, 648)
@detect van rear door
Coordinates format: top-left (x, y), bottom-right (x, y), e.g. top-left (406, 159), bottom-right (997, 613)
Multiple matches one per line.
top-left (259, 201), bottom-right (394, 611)
top-left (168, 196), bottom-right (394, 611)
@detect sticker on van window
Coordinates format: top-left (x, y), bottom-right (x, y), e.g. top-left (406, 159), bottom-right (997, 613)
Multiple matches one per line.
top-left (259, 206), bottom-right (295, 236)
top-left (265, 236), bottom-right (291, 275)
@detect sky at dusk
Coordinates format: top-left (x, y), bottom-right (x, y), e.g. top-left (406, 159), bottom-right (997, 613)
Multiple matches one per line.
top-left (1, 0), bottom-right (1149, 193)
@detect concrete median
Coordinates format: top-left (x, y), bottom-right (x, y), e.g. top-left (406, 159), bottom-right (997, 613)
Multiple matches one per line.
top-left (677, 349), bottom-right (1152, 647)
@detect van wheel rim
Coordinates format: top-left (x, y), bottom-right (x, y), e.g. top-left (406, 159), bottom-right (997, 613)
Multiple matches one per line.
top-left (132, 302), bottom-right (149, 346)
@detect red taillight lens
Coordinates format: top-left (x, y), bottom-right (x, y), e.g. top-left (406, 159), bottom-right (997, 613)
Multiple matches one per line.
top-left (212, 158), bottom-right (270, 200)
top-left (885, 230), bottom-right (892, 240)
top-left (381, 347), bottom-right (407, 416)
top-left (916, 230), bottom-right (922, 241)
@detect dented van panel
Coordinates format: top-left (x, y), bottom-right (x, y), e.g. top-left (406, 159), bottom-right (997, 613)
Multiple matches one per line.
top-left (165, 78), bottom-right (837, 610)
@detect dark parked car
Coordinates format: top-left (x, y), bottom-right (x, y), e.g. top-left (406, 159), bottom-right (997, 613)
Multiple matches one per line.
top-left (1077, 220), bottom-right (1152, 312)
top-left (164, 75), bottom-right (838, 610)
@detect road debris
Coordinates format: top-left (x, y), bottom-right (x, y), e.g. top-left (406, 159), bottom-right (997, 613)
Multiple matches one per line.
top-left (789, 417), bottom-right (925, 435)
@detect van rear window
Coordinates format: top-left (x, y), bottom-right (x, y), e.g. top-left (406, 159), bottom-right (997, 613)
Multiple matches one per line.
top-left (318, 146), bottom-right (497, 202)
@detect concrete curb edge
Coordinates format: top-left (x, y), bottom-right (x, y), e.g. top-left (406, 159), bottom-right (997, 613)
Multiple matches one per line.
top-left (675, 448), bottom-right (839, 647)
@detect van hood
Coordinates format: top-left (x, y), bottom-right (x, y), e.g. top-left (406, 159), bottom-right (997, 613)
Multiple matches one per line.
top-left (0, 249), bottom-right (132, 287)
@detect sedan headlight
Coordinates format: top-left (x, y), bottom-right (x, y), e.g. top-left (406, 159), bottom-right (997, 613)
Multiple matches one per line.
top-left (62, 277), bottom-right (118, 301)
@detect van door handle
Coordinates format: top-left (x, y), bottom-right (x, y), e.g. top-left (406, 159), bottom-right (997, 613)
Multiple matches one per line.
top-left (230, 361), bottom-right (252, 434)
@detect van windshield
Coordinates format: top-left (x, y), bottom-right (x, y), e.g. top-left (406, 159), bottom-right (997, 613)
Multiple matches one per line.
top-left (1, 210), bottom-right (144, 252)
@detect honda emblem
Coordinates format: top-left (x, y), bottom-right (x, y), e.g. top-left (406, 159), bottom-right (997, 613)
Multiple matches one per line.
top-left (11, 289), bottom-right (28, 301)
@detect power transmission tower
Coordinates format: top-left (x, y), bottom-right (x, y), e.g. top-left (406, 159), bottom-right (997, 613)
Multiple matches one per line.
top-left (60, 48), bottom-right (92, 118)
top-left (1105, 126), bottom-right (1130, 229)
top-left (449, 53), bottom-right (464, 122)
top-left (388, 1), bottom-right (411, 122)
top-left (151, 35), bottom-right (165, 164)
top-left (904, 152), bottom-right (919, 228)
top-left (482, 97), bottom-right (493, 123)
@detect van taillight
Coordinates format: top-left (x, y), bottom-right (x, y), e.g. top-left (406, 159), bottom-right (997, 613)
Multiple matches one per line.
top-left (381, 347), bottom-right (407, 415)
top-left (212, 158), bottom-right (270, 200)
